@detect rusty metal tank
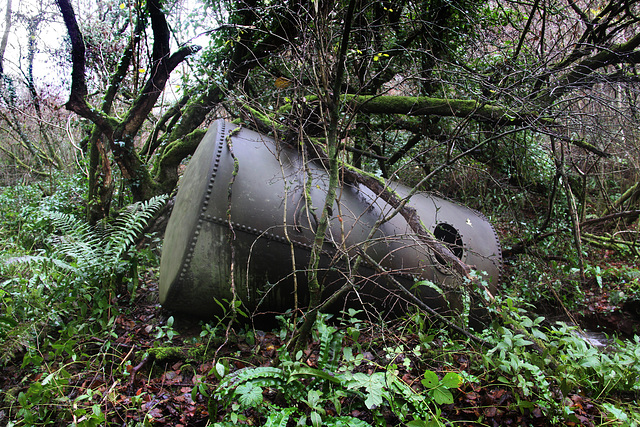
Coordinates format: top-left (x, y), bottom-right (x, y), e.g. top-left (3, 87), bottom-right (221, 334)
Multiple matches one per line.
top-left (159, 120), bottom-right (502, 321)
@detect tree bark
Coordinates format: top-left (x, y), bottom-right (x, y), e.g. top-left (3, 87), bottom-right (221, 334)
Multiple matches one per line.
top-left (604, 182), bottom-right (640, 216)
top-left (57, 0), bottom-right (116, 132)
top-left (0, 0), bottom-right (12, 77)
top-left (87, 13), bottom-right (146, 222)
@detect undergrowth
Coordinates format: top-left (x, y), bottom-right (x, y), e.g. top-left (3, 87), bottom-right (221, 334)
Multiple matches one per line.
top-left (1, 176), bottom-right (640, 426)
top-left (0, 179), bottom-right (167, 365)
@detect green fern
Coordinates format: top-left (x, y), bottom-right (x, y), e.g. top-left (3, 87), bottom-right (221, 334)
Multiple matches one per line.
top-left (42, 194), bottom-right (168, 290)
top-left (315, 314), bottom-right (343, 373)
top-left (263, 407), bottom-right (297, 427)
top-left (106, 195), bottom-right (168, 263)
top-left (216, 366), bottom-right (287, 400)
top-left (4, 254), bottom-right (78, 274)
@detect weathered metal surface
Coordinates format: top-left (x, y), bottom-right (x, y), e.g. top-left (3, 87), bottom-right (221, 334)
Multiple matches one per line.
top-left (159, 120), bottom-right (502, 320)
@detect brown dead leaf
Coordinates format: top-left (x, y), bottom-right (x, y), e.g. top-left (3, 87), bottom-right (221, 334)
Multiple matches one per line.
top-left (162, 371), bottom-right (183, 385)
top-left (484, 407), bottom-right (498, 417)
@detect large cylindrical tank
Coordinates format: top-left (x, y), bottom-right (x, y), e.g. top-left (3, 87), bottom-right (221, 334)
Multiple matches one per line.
top-left (160, 120), bottom-right (501, 321)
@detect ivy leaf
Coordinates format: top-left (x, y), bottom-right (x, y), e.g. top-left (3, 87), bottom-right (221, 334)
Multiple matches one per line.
top-left (236, 383), bottom-right (263, 407)
top-left (307, 389), bottom-right (322, 408)
top-left (431, 387), bottom-right (454, 405)
top-left (441, 372), bottom-right (463, 389)
top-left (347, 373), bottom-right (385, 409)
top-left (364, 390), bottom-right (383, 409)
top-left (421, 370), bottom-right (439, 388)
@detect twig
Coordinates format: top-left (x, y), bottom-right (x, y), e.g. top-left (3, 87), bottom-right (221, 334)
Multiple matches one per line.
top-left (129, 353), bottom-right (153, 385)
top-left (217, 126), bottom-right (242, 357)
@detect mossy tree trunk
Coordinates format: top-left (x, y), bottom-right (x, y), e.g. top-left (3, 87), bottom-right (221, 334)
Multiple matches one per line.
top-left (57, 0), bottom-right (199, 214)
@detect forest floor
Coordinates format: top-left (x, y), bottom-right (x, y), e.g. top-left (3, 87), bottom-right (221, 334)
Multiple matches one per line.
top-left (2, 263), bottom-right (637, 426)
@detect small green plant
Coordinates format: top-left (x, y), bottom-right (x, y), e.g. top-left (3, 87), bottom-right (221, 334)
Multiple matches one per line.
top-left (155, 315), bottom-right (179, 341)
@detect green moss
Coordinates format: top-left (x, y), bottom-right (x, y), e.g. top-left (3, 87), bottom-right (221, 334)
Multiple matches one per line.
top-left (187, 345), bottom-right (208, 360)
top-left (147, 346), bottom-right (186, 361)
top-left (342, 162), bottom-right (384, 183)
top-left (154, 128), bottom-right (207, 192)
top-left (244, 106), bottom-right (288, 132)
top-left (343, 94), bottom-right (519, 123)
top-left (143, 341), bottom-right (224, 363)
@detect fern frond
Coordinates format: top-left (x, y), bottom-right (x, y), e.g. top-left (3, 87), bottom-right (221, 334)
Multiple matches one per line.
top-left (4, 254), bottom-right (78, 274)
top-left (44, 210), bottom-right (94, 243)
top-left (58, 237), bottom-right (103, 268)
top-left (218, 366), bottom-right (285, 389)
top-left (264, 407), bottom-right (296, 427)
top-left (316, 315), bottom-right (343, 372)
top-left (44, 210), bottom-right (103, 268)
top-left (216, 366), bottom-right (286, 402)
top-left (106, 194), bottom-right (168, 260)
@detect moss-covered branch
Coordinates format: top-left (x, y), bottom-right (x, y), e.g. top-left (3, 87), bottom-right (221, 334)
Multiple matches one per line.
top-left (344, 94), bottom-right (540, 125)
top-left (155, 128), bottom-right (208, 194)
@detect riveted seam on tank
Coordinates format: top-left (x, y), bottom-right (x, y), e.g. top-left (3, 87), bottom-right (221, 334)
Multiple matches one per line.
top-left (199, 214), bottom-right (321, 253)
top-left (178, 121), bottom-right (228, 282)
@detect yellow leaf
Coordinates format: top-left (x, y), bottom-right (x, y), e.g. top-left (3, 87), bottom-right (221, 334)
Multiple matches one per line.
top-left (119, 3), bottom-right (125, 9)
top-left (274, 76), bottom-right (292, 89)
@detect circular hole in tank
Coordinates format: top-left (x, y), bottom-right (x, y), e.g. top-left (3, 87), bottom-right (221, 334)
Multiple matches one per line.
top-left (433, 222), bottom-right (464, 259)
